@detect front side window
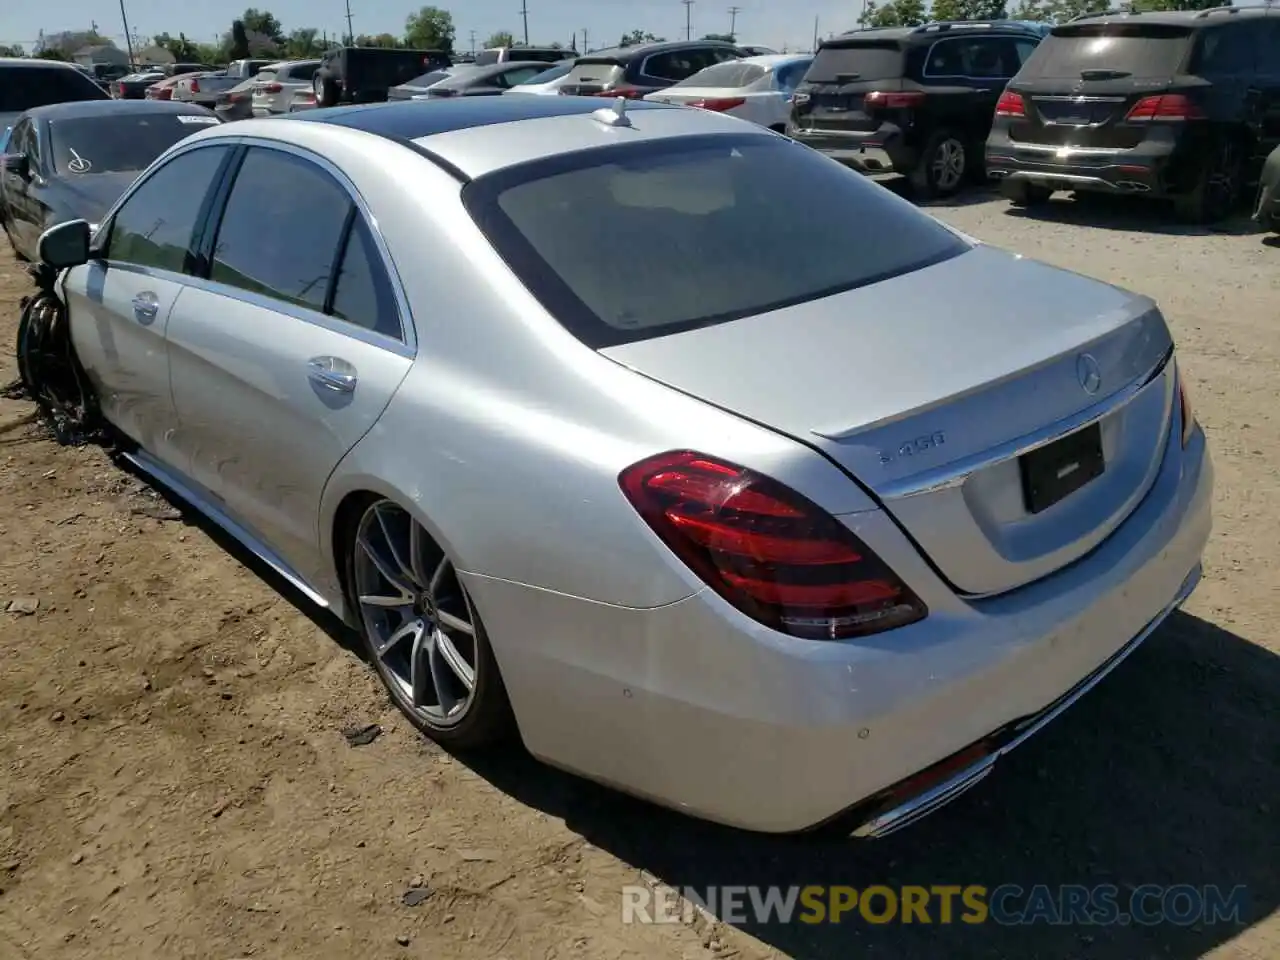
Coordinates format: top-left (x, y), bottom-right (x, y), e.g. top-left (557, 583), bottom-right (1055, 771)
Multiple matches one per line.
top-left (209, 147), bottom-right (352, 312)
top-left (464, 134), bottom-right (968, 348)
top-left (48, 113), bottom-right (218, 176)
top-left (107, 145), bottom-right (230, 273)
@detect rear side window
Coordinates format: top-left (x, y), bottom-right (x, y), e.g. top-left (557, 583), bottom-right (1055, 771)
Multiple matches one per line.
top-left (255, 70), bottom-right (278, 83)
top-left (1190, 24), bottom-right (1255, 75)
top-left (210, 148), bottom-right (352, 312)
top-left (282, 62), bottom-right (319, 82)
top-left (643, 48), bottom-right (725, 82)
top-left (107, 146), bottom-right (230, 273)
top-left (464, 135), bottom-right (968, 348)
top-left (0, 66), bottom-right (108, 111)
top-left (330, 218), bottom-right (401, 340)
top-left (671, 60), bottom-right (767, 89)
top-left (1023, 24), bottom-right (1193, 80)
top-left (774, 60), bottom-right (812, 91)
top-left (923, 37), bottom-right (1014, 78)
top-left (517, 62), bottom-right (574, 85)
top-left (805, 42), bottom-right (904, 83)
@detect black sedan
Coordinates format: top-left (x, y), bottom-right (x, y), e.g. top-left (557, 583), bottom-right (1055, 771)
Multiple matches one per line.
top-left (0, 99), bottom-right (220, 261)
top-left (387, 61), bottom-right (551, 100)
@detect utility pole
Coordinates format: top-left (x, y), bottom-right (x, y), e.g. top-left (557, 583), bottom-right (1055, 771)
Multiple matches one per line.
top-left (811, 15), bottom-right (819, 52)
top-left (520, 0), bottom-right (530, 44)
top-left (682, 0), bottom-right (694, 41)
top-left (581, 28), bottom-right (588, 52)
top-left (469, 29), bottom-right (476, 54)
top-left (118, 0), bottom-right (135, 66)
top-left (727, 6), bottom-right (740, 38)
top-left (343, 0), bottom-right (354, 44)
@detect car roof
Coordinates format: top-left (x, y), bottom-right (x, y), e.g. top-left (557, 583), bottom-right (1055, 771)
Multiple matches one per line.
top-left (828, 20), bottom-right (1045, 43)
top-left (1052, 6), bottom-right (1275, 29)
top-left (733, 53), bottom-right (812, 68)
top-left (577, 38), bottom-right (744, 61)
top-left (24, 100), bottom-right (216, 122)
top-left (0, 57), bottom-right (81, 69)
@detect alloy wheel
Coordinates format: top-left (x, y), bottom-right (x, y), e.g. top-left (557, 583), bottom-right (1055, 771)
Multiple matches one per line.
top-left (1204, 141), bottom-right (1239, 221)
top-left (353, 500), bottom-right (479, 728)
top-left (932, 138), bottom-right (966, 193)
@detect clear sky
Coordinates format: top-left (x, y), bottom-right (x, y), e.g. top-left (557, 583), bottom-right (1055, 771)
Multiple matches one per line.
top-left (4, 0), bottom-right (866, 55)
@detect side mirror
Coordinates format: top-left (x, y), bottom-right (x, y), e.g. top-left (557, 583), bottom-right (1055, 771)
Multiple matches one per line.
top-left (1, 152), bottom-right (29, 179)
top-left (38, 219), bottom-right (92, 270)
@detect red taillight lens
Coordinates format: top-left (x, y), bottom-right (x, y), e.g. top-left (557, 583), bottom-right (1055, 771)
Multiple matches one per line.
top-left (263, 82), bottom-right (283, 94)
top-left (594, 87), bottom-right (646, 99)
top-left (189, 79), bottom-right (200, 93)
top-left (1126, 94), bottom-right (1202, 122)
top-left (1178, 368), bottom-right (1197, 447)
top-left (864, 90), bottom-right (925, 109)
top-left (688, 96), bottom-right (746, 112)
top-left (995, 90), bottom-right (1025, 118)
top-left (618, 451), bottom-right (927, 640)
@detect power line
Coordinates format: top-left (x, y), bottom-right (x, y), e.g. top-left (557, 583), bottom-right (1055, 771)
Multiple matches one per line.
top-left (728, 5), bottom-right (740, 37)
top-left (681, 0), bottom-right (694, 40)
top-left (519, 0), bottom-right (529, 44)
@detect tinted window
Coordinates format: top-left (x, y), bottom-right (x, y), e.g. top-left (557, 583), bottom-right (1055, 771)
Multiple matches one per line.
top-left (1190, 24), bottom-right (1255, 75)
top-left (671, 60), bottom-right (767, 89)
top-left (805, 42), bottom-right (904, 83)
top-left (774, 60), bottom-right (812, 92)
top-left (474, 50), bottom-right (501, 66)
top-left (405, 70), bottom-right (452, 87)
top-left (562, 61), bottom-right (625, 88)
top-left (643, 49), bottom-right (723, 82)
top-left (497, 66), bottom-right (543, 86)
top-left (1013, 39), bottom-right (1040, 67)
top-left (1260, 20), bottom-right (1280, 67)
top-left (281, 62), bottom-right (320, 82)
top-left (923, 37), bottom-right (1012, 78)
top-left (514, 61), bottom-right (573, 85)
top-left (49, 112), bottom-right (218, 176)
top-left (107, 146), bottom-right (229, 272)
top-left (210, 148), bottom-right (352, 311)
top-left (330, 218), bottom-right (401, 340)
top-left (0, 66), bottom-right (109, 112)
top-left (1025, 24), bottom-right (1193, 80)
top-left (465, 135), bottom-right (967, 348)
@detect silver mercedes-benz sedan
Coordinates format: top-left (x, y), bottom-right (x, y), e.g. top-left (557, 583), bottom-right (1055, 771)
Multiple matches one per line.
top-left (38, 95), bottom-right (1212, 836)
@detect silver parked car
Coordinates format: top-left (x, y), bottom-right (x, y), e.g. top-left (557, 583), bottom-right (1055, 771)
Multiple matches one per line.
top-left (38, 96), bottom-right (1212, 836)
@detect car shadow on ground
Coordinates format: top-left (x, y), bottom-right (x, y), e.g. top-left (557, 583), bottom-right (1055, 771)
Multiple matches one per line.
top-left (1000, 192), bottom-right (1264, 238)
top-left (458, 610), bottom-right (1277, 960)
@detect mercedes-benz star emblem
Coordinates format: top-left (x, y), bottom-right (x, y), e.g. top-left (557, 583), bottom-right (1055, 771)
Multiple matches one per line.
top-left (1077, 353), bottom-right (1103, 395)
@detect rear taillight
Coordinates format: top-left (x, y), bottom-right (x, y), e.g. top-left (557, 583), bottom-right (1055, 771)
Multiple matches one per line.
top-left (189, 79), bottom-right (200, 92)
top-left (1178, 368), bottom-right (1197, 447)
top-left (995, 90), bottom-right (1025, 118)
top-left (594, 87), bottom-right (646, 99)
top-left (863, 90), bottom-right (925, 109)
top-left (688, 96), bottom-right (746, 112)
top-left (262, 82), bottom-right (283, 93)
top-left (618, 451), bottom-right (927, 640)
top-left (1125, 94), bottom-right (1202, 122)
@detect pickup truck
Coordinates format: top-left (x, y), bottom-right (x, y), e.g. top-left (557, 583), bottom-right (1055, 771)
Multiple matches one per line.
top-left (173, 58), bottom-right (273, 108)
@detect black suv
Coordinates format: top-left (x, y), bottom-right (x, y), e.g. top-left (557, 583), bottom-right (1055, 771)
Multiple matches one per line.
top-left (558, 39), bottom-right (745, 98)
top-left (313, 47), bottom-right (454, 107)
top-left (987, 7), bottom-right (1280, 223)
top-left (789, 21), bottom-right (1046, 198)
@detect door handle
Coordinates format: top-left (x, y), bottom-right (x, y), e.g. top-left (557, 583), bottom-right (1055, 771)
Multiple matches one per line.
top-left (131, 291), bottom-right (159, 323)
top-left (307, 356), bottom-right (358, 394)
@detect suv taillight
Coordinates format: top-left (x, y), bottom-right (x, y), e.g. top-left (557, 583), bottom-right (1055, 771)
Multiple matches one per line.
top-left (1126, 94), bottom-right (1202, 122)
top-left (594, 86), bottom-right (646, 99)
top-left (262, 82), bottom-right (283, 93)
top-left (864, 90), bottom-right (925, 109)
top-left (688, 97), bottom-right (746, 112)
top-left (995, 90), bottom-right (1025, 118)
top-left (618, 451), bottom-right (927, 640)
top-left (189, 79), bottom-right (200, 92)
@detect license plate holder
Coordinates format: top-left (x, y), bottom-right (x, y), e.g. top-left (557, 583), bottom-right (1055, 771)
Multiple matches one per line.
top-left (1020, 423), bottom-right (1105, 514)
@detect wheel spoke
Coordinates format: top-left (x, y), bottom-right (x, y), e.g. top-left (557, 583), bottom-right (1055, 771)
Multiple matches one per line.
top-left (374, 617), bottom-right (421, 661)
top-left (409, 522), bottom-right (432, 592)
top-left (374, 503), bottom-right (419, 588)
top-left (358, 593), bottom-right (412, 610)
top-left (437, 608), bottom-right (474, 636)
top-left (435, 628), bottom-right (476, 691)
top-left (428, 554), bottom-right (449, 597)
top-left (357, 532), bottom-right (415, 601)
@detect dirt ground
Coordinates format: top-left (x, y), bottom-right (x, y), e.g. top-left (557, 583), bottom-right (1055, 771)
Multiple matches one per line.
top-left (0, 191), bottom-right (1276, 960)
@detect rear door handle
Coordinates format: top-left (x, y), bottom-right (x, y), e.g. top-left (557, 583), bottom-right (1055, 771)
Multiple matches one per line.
top-left (307, 356), bottom-right (358, 394)
top-left (131, 291), bottom-right (159, 324)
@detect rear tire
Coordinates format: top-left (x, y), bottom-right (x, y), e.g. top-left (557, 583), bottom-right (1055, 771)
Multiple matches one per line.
top-left (1003, 181), bottom-right (1054, 207)
top-left (314, 74), bottom-right (340, 108)
top-left (909, 129), bottom-right (969, 200)
top-left (1174, 136), bottom-right (1242, 225)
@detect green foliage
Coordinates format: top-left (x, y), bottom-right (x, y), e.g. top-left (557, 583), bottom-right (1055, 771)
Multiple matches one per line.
top-left (929, 0), bottom-right (1008, 20)
top-left (857, 0), bottom-right (927, 28)
top-left (620, 30), bottom-right (664, 47)
top-left (485, 31), bottom-right (515, 48)
top-left (353, 33), bottom-right (403, 48)
top-left (0, 44), bottom-right (25, 57)
top-left (37, 49), bottom-right (69, 61)
top-left (152, 31), bottom-right (200, 62)
top-left (241, 8), bottom-right (285, 43)
top-left (404, 6), bottom-right (456, 52)
top-left (702, 33), bottom-right (736, 42)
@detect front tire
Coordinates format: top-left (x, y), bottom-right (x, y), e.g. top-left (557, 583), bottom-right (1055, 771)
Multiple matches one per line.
top-left (909, 130), bottom-right (968, 200)
top-left (314, 74), bottom-right (340, 108)
top-left (346, 498), bottom-right (513, 749)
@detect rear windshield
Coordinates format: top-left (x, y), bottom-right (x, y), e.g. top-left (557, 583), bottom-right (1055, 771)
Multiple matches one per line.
top-left (671, 60), bottom-right (767, 89)
top-left (1025, 24), bottom-right (1193, 79)
top-left (515, 61), bottom-right (574, 85)
top-left (404, 70), bottom-right (452, 88)
top-left (563, 62), bottom-right (626, 85)
top-left (464, 134), bottom-right (967, 348)
top-left (0, 66), bottom-right (109, 112)
top-left (474, 50), bottom-right (501, 66)
top-left (805, 42), bottom-right (904, 83)
top-left (280, 62), bottom-right (320, 82)
top-left (49, 112), bottom-right (217, 175)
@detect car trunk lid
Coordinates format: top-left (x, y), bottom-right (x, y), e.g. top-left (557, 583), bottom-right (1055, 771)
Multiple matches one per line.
top-left (794, 39), bottom-right (906, 132)
top-left (601, 245), bottom-right (1175, 596)
top-left (559, 59), bottom-right (627, 96)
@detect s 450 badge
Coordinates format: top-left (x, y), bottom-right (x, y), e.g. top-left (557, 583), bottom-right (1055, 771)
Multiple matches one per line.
top-left (879, 431), bottom-right (945, 464)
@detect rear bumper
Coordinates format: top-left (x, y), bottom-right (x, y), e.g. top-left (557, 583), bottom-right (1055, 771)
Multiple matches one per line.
top-left (986, 128), bottom-right (1178, 196)
top-left (789, 124), bottom-right (913, 175)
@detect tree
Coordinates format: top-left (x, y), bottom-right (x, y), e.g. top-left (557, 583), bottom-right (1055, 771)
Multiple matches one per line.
top-left (620, 30), bottom-right (664, 46)
top-left (227, 19), bottom-right (250, 59)
top-left (0, 44), bottom-right (24, 57)
top-left (930, 0), bottom-right (1008, 20)
top-left (153, 31), bottom-right (200, 62)
top-left (286, 27), bottom-right (320, 57)
top-left (702, 32), bottom-right (735, 41)
top-left (37, 49), bottom-right (69, 61)
top-left (857, 0), bottom-right (927, 27)
top-left (195, 43), bottom-right (224, 64)
top-left (241, 8), bottom-right (285, 44)
top-left (484, 31), bottom-right (515, 48)
top-left (353, 32), bottom-right (401, 47)
top-left (404, 6), bottom-right (456, 52)
top-left (1009, 0), bottom-right (1053, 19)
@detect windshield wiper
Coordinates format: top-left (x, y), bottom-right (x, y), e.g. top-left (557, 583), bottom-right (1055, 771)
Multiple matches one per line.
top-left (1080, 68), bottom-right (1131, 80)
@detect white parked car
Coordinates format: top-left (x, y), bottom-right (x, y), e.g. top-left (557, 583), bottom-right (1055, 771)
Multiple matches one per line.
top-left (251, 59), bottom-right (322, 117)
top-left (504, 59), bottom-right (576, 96)
top-left (642, 54), bottom-right (812, 131)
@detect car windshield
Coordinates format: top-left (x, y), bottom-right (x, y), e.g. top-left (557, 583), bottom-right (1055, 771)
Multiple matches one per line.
top-left (805, 41), bottom-right (904, 83)
top-left (48, 112), bottom-right (217, 175)
top-left (514, 61), bottom-right (573, 85)
top-left (0, 65), bottom-right (109, 111)
top-left (1027, 24), bottom-right (1194, 79)
top-left (670, 60), bottom-right (767, 89)
top-left (464, 134), bottom-right (967, 348)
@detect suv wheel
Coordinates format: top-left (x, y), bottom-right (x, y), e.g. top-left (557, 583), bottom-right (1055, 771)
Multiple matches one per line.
top-left (910, 130), bottom-right (968, 200)
top-left (1003, 181), bottom-right (1054, 207)
top-left (314, 74), bottom-right (340, 108)
top-left (1174, 137), bottom-right (1242, 225)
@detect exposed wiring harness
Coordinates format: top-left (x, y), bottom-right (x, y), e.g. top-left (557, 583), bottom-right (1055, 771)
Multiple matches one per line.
top-left (4, 262), bottom-right (101, 445)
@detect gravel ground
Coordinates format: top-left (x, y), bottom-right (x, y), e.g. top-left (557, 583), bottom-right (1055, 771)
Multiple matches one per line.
top-left (0, 188), bottom-right (1276, 960)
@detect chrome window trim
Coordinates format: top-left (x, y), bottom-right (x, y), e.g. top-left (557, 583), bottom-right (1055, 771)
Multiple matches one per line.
top-left (96, 134), bottom-right (418, 357)
top-left (872, 345), bottom-right (1174, 501)
top-left (921, 34), bottom-right (1027, 80)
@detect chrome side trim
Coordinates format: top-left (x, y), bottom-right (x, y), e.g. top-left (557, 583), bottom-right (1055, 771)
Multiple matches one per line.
top-left (878, 347), bottom-right (1172, 501)
top-left (852, 563), bottom-right (1202, 839)
top-left (120, 449), bottom-right (331, 609)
